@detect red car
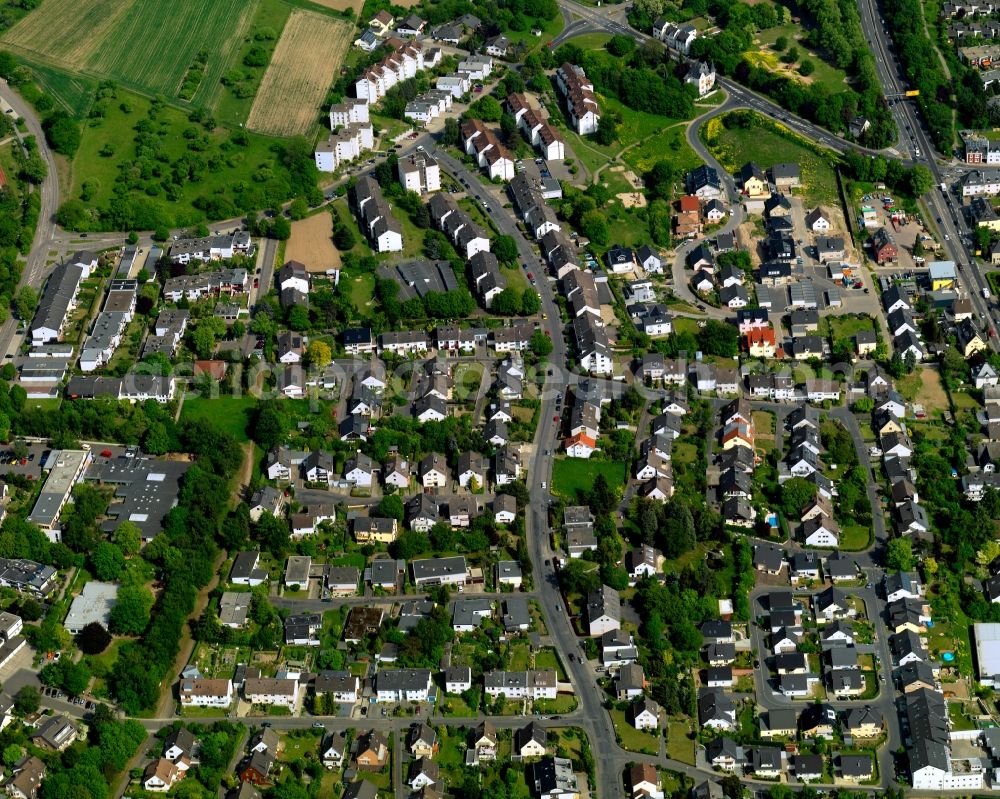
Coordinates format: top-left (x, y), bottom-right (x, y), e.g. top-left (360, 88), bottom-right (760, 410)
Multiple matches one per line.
top-left (553, 415), bottom-right (558, 423)
top-left (527, 272), bottom-right (533, 280)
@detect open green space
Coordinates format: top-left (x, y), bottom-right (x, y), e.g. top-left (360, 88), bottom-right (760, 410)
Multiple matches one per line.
top-left (753, 21), bottom-right (851, 93)
top-left (179, 394), bottom-right (255, 442)
top-left (562, 33), bottom-right (612, 51)
top-left (623, 125), bottom-right (702, 176)
top-left (703, 113), bottom-right (839, 207)
top-left (666, 720), bottom-right (695, 764)
top-left (67, 87), bottom-right (314, 228)
top-left (505, 13), bottom-right (565, 48)
top-left (840, 524), bottom-right (872, 551)
top-left (610, 709), bottom-right (660, 754)
top-left (825, 314), bottom-right (876, 341)
top-left (551, 458), bottom-right (626, 499)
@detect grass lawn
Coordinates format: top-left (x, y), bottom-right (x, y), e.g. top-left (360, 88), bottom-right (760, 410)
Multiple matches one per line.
top-left (504, 13), bottom-right (565, 49)
top-left (534, 694), bottom-right (579, 713)
top-left (895, 373), bottom-right (922, 402)
top-left (666, 720), bottom-right (695, 764)
top-left (825, 315), bottom-right (875, 341)
top-left (674, 317), bottom-right (701, 336)
top-left (673, 441), bottom-right (697, 463)
top-left (341, 268), bottom-right (376, 315)
top-left (702, 112), bottom-right (839, 207)
top-left (564, 33), bottom-right (613, 50)
top-left (507, 641), bottom-right (531, 671)
top-left (949, 702), bottom-right (976, 731)
top-left (554, 92), bottom-right (693, 180)
top-left (179, 394), bottom-right (255, 441)
top-left (610, 709), bottom-right (660, 754)
top-left (440, 693), bottom-right (478, 716)
top-left (551, 458), bottom-right (626, 499)
top-left (952, 391), bottom-right (979, 409)
top-left (926, 599), bottom-right (974, 675)
top-left (840, 524), bottom-right (872, 551)
top-left (278, 730), bottom-right (323, 762)
top-left (534, 647), bottom-right (566, 679)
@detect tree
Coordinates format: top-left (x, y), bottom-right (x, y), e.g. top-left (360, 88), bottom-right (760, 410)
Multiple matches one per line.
top-left (60, 661), bottom-right (92, 696)
top-left (886, 537), bottom-right (915, 571)
top-left (43, 112), bottom-right (81, 156)
top-left (112, 521), bottom-right (142, 556)
top-left (13, 286), bottom-right (36, 321)
top-left (391, 530), bottom-right (430, 560)
top-left (798, 59), bottom-right (815, 76)
top-left (14, 686), bottom-right (38, 715)
top-left (644, 160), bottom-right (675, 200)
top-left (468, 96), bottom-right (503, 122)
top-left (373, 495), bottom-right (404, 522)
top-left (253, 403), bottom-right (288, 451)
top-left (76, 622), bottom-right (112, 655)
top-left (287, 304), bottom-right (310, 331)
top-left (90, 541), bottom-right (125, 581)
top-left (780, 477), bottom-right (816, 518)
top-left (607, 34), bottom-right (635, 56)
top-left (908, 164), bottom-right (934, 196)
top-left (492, 235), bottom-right (518, 263)
top-left (531, 330), bottom-right (553, 356)
top-left (306, 340), bottom-right (331, 367)
top-left (580, 210), bottom-right (609, 246)
top-left (491, 288), bottom-right (523, 316)
top-left (2, 745), bottom-right (23, 768)
top-left (109, 584), bottom-right (154, 635)
top-left (334, 223), bottom-right (355, 250)
top-left (520, 290), bottom-right (540, 315)
top-left (774, 35), bottom-right (788, 51)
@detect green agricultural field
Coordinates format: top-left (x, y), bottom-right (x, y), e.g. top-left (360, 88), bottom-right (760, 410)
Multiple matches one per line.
top-left (86, 0), bottom-right (257, 102)
top-left (3, 0), bottom-right (258, 107)
top-left (551, 458), bottom-right (626, 499)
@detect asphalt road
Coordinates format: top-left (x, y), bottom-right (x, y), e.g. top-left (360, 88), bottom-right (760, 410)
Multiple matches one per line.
top-left (0, 80), bottom-right (60, 359)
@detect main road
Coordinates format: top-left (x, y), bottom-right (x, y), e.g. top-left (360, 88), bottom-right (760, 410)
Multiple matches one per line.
top-left (0, 79), bottom-right (60, 359)
top-left (854, 0), bottom-right (1000, 346)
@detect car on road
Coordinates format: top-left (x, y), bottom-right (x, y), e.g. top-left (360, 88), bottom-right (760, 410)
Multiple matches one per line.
top-left (313, 722), bottom-right (326, 728)
top-left (527, 272), bottom-right (533, 280)
top-left (553, 415), bottom-right (558, 422)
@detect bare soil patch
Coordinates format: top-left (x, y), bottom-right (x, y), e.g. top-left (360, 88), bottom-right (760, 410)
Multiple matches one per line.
top-left (286, 212), bottom-right (341, 272)
top-left (619, 192), bottom-right (646, 208)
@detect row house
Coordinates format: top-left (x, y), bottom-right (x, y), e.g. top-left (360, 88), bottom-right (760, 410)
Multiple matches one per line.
top-left (355, 41), bottom-right (441, 103)
top-left (461, 118), bottom-right (515, 181)
top-left (350, 176), bottom-right (403, 252)
top-left (162, 268), bottom-right (249, 302)
top-left (555, 63), bottom-right (600, 134)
